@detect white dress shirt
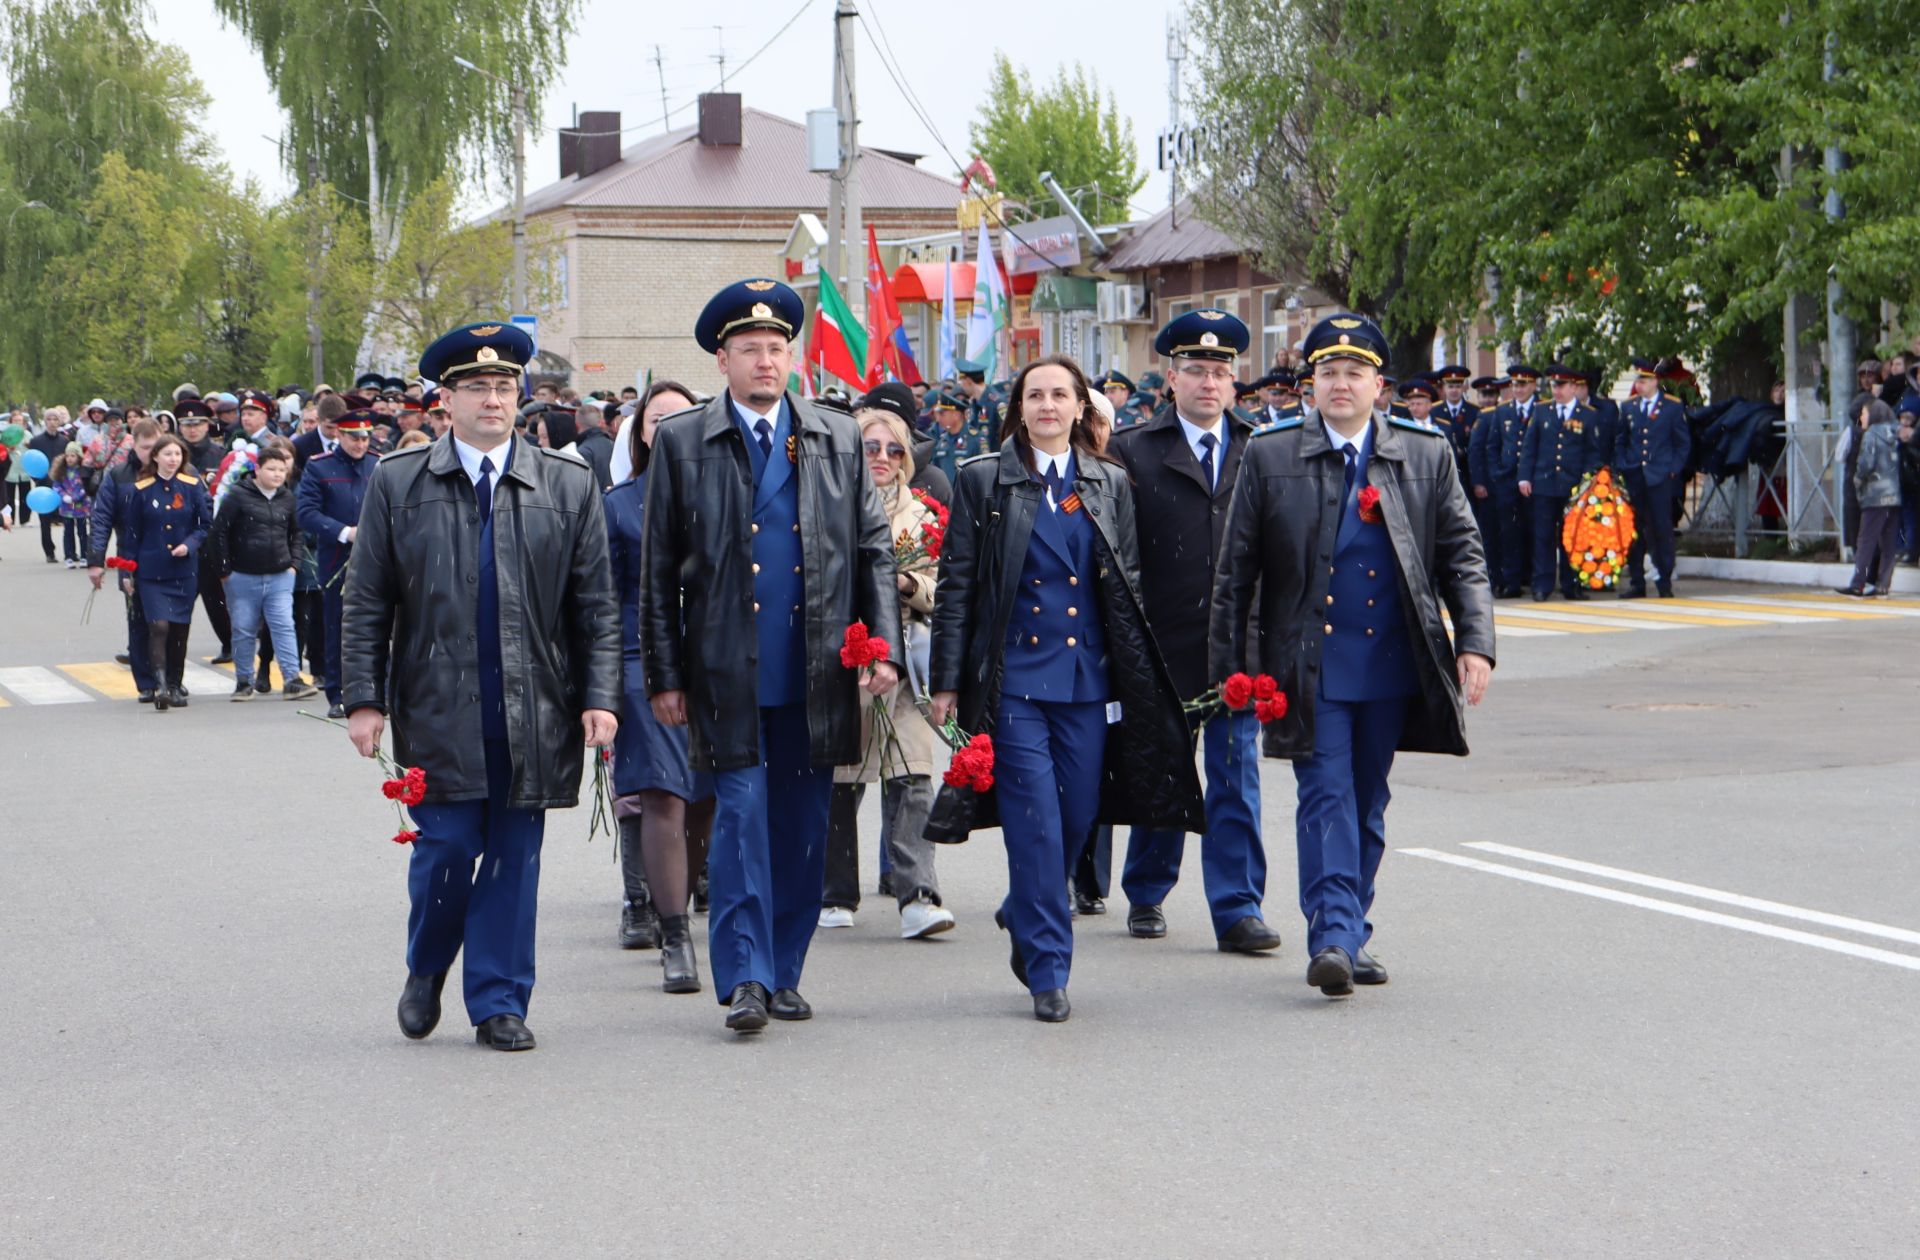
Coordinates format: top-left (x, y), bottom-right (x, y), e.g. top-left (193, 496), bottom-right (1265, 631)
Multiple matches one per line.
top-left (1034, 447), bottom-right (1073, 510)
top-left (1176, 411), bottom-right (1228, 490)
top-left (452, 433), bottom-right (513, 496)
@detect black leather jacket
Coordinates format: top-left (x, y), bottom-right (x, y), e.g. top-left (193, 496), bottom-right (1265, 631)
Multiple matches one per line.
top-left (207, 477), bottom-right (305, 577)
top-left (1210, 412), bottom-right (1496, 759)
top-left (926, 441), bottom-right (1203, 843)
top-left (341, 435), bottom-right (622, 808)
top-left (640, 392), bottom-right (902, 773)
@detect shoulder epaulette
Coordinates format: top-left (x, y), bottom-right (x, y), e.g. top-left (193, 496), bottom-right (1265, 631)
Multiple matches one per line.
top-left (178, 472), bottom-right (200, 484)
top-left (1389, 416), bottom-right (1443, 435)
top-left (135, 476), bottom-right (155, 489)
top-left (1251, 418), bottom-right (1304, 437)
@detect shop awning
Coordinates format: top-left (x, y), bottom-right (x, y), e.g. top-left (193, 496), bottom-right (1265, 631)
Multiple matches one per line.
top-left (892, 262), bottom-right (1037, 304)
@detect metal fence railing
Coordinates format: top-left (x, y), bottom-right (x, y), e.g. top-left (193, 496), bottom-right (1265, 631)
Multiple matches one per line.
top-left (1680, 420), bottom-right (1847, 558)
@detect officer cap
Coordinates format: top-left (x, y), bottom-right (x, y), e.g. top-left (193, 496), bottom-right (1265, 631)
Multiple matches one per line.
top-left (1127, 392), bottom-right (1156, 411)
top-left (384, 376), bottom-right (407, 392)
top-left (341, 392), bottom-right (374, 410)
top-left (1400, 377), bottom-right (1439, 401)
top-left (1154, 307), bottom-right (1251, 362)
top-left (419, 320), bottom-right (535, 385)
top-left (1233, 380), bottom-right (1259, 399)
top-left (1302, 313), bottom-right (1390, 370)
top-left (926, 389), bottom-right (964, 413)
top-left (1138, 370), bottom-right (1166, 390)
top-left (1435, 364), bottom-right (1471, 383)
top-left (1493, 375), bottom-right (1512, 388)
top-left (695, 278), bottom-right (803, 353)
top-left (1470, 375), bottom-right (1499, 391)
top-left (1094, 370), bottom-right (1134, 392)
top-left (354, 372), bottom-right (386, 392)
top-left (1545, 363), bottom-right (1584, 384)
top-left (175, 398), bottom-right (213, 421)
top-left (954, 356), bottom-right (989, 382)
top-left (421, 387), bottom-right (443, 411)
top-left (1506, 363), bottom-right (1540, 382)
top-left (857, 381), bottom-right (919, 430)
top-left (1630, 356), bottom-right (1659, 379)
top-left (1252, 373), bottom-right (1281, 390)
top-left (335, 409), bottom-right (380, 432)
top-left (236, 388), bottom-right (274, 414)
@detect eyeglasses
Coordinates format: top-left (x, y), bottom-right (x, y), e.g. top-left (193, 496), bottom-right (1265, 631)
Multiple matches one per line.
top-left (453, 381), bottom-right (520, 399)
top-left (863, 439), bottom-right (907, 460)
top-left (1176, 364), bottom-right (1237, 383)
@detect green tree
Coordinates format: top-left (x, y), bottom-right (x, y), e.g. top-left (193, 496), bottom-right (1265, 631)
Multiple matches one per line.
top-left (263, 184), bottom-right (375, 388)
top-left (968, 55), bottom-right (1144, 221)
top-left (179, 176), bottom-right (281, 390)
top-left (45, 152), bottom-right (192, 403)
top-left (0, 0), bottom-right (211, 398)
top-left (212, 0), bottom-right (583, 367)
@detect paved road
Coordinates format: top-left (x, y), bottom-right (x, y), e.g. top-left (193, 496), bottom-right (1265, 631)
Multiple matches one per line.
top-left (4, 524), bottom-right (1917, 1257)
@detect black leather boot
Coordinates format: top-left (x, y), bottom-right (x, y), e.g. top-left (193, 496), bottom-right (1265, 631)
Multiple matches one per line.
top-left (659, 914), bottom-right (702, 994)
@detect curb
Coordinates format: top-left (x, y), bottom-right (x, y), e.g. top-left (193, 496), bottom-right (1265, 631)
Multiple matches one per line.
top-left (1676, 554), bottom-right (1920, 593)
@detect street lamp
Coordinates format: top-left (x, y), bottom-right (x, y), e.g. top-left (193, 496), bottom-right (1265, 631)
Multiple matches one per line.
top-left (6, 199), bottom-right (49, 231)
top-left (452, 56), bottom-right (528, 316)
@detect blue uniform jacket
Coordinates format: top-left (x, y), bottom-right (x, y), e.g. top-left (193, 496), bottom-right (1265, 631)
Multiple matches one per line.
top-left (123, 472), bottom-right (210, 583)
top-left (1616, 395), bottom-right (1692, 482)
top-left (296, 447), bottom-right (377, 583)
top-left (1520, 404), bottom-right (1600, 487)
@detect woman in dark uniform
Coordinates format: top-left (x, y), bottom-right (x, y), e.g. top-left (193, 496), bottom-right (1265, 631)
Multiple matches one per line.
top-left (927, 355), bottom-right (1201, 1023)
top-left (605, 380), bottom-right (714, 994)
top-left (124, 434), bottom-right (211, 711)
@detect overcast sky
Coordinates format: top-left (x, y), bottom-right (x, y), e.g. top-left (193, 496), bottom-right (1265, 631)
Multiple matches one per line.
top-left (145, 0), bottom-right (1183, 219)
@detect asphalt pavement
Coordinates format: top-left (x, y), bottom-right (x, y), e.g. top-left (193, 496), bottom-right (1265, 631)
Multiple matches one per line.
top-left (3, 522), bottom-right (1917, 1258)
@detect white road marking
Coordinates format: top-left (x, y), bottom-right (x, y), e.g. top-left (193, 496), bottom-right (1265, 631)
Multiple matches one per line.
top-left (1719, 595), bottom-right (1920, 619)
top-left (0, 665), bottom-right (92, 705)
top-left (1486, 623), bottom-right (1564, 637)
top-left (1399, 847), bottom-right (1920, 972)
top-left (181, 662), bottom-right (236, 696)
top-left (1483, 606), bottom-right (1690, 630)
top-left (1463, 841), bottom-right (1920, 947)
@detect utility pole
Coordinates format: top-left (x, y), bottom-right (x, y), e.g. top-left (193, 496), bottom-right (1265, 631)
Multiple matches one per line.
top-left (305, 145), bottom-right (323, 387)
top-left (652, 45), bottom-right (670, 128)
top-left (1166, 16), bottom-right (1185, 228)
top-left (511, 81), bottom-right (528, 316)
top-left (1822, 30), bottom-right (1853, 559)
top-left (825, 0), bottom-right (863, 326)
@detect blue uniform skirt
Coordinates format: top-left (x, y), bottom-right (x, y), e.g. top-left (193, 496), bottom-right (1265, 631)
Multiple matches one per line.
top-left (138, 573), bottom-right (198, 624)
top-left (614, 671), bottom-right (712, 802)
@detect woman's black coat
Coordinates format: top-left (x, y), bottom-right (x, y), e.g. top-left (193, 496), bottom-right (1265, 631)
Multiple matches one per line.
top-left (925, 441), bottom-right (1203, 843)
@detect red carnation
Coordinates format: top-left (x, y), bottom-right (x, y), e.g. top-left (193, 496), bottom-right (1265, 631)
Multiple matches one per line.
top-left (1254, 694), bottom-right (1289, 724)
top-left (1252, 673), bottom-right (1279, 702)
top-left (942, 732), bottom-right (995, 793)
top-left (391, 830), bottom-right (418, 846)
top-left (400, 766), bottom-right (427, 807)
top-left (1357, 485), bottom-right (1383, 523)
top-left (1221, 672), bottom-right (1255, 710)
top-left (840, 621), bottom-right (890, 669)
top-left (920, 521), bottom-right (945, 560)
top-left (381, 779), bottom-right (405, 801)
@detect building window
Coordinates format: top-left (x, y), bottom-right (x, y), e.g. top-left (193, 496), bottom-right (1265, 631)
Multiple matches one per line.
top-left (1260, 289), bottom-right (1288, 368)
top-left (554, 250), bottom-right (570, 310)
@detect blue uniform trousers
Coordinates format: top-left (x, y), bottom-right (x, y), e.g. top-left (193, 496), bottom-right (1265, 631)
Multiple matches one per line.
top-left (1530, 480), bottom-right (1580, 596)
top-left (1471, 492), bottom-right (1503, 586)
top-left (1292, 694), bottom-right (1408, 959)
top-left (708, 703), bottom-right (835, 1002)
top-left (1624, 470), bottom-right (1677, 592)
top-left (995, 695), bottom-right (1106, 994)
top-left (321, 584), bottom-right (345, 704)
top-left (124, 576), bottom-right (158, 694)
top-left (1121, 709), bottom-right (1265, 936)
top-left (406, 738), bottom-right (548, 1024)
top-left (1493, 484), bottom-right (1529, 589)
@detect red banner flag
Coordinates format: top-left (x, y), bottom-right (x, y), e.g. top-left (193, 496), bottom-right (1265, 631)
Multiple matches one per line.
top-left (865, 225), bottom-right (922, 387)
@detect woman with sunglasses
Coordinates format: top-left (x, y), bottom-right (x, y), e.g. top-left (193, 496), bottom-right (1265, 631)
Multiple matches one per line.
top-left (819, 384), bottom-right (956, 940)
top-left (603, 380), bottom-right (714, 993)
top-left (926, 355), bottom-right (1201, 1022)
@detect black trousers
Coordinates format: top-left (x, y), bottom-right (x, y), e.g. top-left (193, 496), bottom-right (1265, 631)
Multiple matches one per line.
top-left (1073, 825), bottom-right (1112, 899)
top-left (293, 589), bottom-right (325, 680)
top-left (39, 509), bottom-right (57, 559)
top-left (197, 547), bottom-right (231, 652)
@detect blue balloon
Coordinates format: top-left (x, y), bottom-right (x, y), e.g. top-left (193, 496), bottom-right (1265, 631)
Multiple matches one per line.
top-left (26, 486), bottom-right (60, 515)
top-left (19, 448), bottom-right (49, 479)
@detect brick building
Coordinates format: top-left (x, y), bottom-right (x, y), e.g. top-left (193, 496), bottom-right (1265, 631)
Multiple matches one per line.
top-left (517, 94), bottom-right (963, 392)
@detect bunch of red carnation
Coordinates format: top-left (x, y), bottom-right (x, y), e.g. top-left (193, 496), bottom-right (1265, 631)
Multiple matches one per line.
top-left (840, 620), bottom-right (892, 670)
top-left (942, 730), bottom-right (994, 793)
top-left (381, 765), bottom-right (427, 807)
top-left (1357, 485), bottom-right (1384, 524)
top-left (896, 488), bottom-right (949, 568)
top-left (104, 556), bottom-right (138, 573)
top-left (1187, 672), bottom-right (1289, 725)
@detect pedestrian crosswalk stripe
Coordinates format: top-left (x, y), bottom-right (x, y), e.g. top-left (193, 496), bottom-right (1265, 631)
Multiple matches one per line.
top-left (1655, 598), bottom-right (1858, 623)
top-left (58, 662), bottom-right (141, 700)
top-left (1490, 605), bottom-right (1689, 631)
top-left (1532, 603), bottom-right (1756, 627)
top-left (1766, 591), bottom-right (1919, 607)
top-left (0, 665), bottom-right (92, 705)
top-left (199, 656), bottom-right (286, 688)
top-left (182, 662), bottom-right (236, 696)
top-left (1713, 596), bottom-right (1919, 619)
top-left (1493, 613), bottom-right (1624, 634)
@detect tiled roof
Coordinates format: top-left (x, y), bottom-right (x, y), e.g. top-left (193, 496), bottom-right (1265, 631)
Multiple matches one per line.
top-left (519, 108), bottom-right (963, 216)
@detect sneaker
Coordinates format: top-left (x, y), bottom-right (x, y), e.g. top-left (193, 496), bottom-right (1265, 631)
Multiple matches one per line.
top-left (900, 896), bottom-right (955, 940)
top-left (818, 906), bottom-right (855, 929)
top-left (283, 677), bottom-right (320, 700)
top-left (63, 558), bottom-right (75, 569)
top-left (231, 680), bottom-right (257, 702)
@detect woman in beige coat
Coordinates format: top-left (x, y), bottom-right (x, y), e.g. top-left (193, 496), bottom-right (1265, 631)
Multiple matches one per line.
top-left (819, 389), bottom-right (955, 939)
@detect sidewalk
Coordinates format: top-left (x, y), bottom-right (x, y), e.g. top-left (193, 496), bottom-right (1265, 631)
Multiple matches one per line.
top-left (1677, 555), bottom-right (1920, 594)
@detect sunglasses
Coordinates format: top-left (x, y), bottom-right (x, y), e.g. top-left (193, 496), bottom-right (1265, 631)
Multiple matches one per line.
top-left (862, 439), bottom-right (907, 460)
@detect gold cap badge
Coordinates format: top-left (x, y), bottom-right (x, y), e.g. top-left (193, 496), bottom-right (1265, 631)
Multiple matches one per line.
top-left (476, 346), bottom-right (499, 362)
top-left (1200, 332), bottom-right (1219, 348)
top-left (745, 280), bottom-right (776, 292)
top-left (1198, 310), bottom-right (1225, 321)
top-left (470, 324), bottom-right (503, 337)
top-left (751, 302), bottom-right (772, 319)
top-left (1338, 334), bottom-right (1351, 346)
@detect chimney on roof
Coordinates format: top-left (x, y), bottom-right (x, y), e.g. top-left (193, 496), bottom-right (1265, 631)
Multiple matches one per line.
top-left (699, 93), bottom-right (742, 147)
top-left (560, 111), bottom-right (621, 179)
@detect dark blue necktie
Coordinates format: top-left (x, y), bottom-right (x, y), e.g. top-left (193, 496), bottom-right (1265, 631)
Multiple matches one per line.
top-left (755, 418), bottom-right (773, 463)
top-left (475, 455), bottom-right (494, 522)
top-left (1043, 463), bottom-right (1066, 510)
top-left (1342, 444), bottom-right (1358, 501)
top-left (1198, 431), bottom-right (1217, 491)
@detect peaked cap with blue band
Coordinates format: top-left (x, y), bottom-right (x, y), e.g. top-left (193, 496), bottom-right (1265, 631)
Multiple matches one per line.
top-left (1155, 307), bottom-right (1250, 362)
top-left (1301, 312), bottom-right (1390, 370)
top-left (695, 278), bottom-right (804, 353)
top-left (419, 320), bottom-right (535, 385)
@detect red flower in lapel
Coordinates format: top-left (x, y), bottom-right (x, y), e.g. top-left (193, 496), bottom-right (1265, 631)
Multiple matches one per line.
top-left (1357, 485), bottom-right (1383, 524)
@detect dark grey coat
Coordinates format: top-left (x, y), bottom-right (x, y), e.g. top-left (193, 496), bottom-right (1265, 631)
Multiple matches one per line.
top-left (640, 391), bottom-right (902, 773)
top-left (925, 441), bottom-right (1204, 843)
top-left (1210, 411), bottom-right (1496, 759)
top-left (341, 435), bottom-right (622, 808)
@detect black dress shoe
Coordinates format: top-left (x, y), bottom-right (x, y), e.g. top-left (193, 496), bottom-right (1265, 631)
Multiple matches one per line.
top-left (692, 871), bottom-right (711, 914)
top-left (210, 650), bottom-right (233, 665)
top-left (168, 687), bottom-right (189, 708)
top-left (326, 702), bottom-right (346, 719)
top-left (993, 907), bottom-right (1029, 986)
top-left (115, 652), bottom-right (131, 666)
top-left (475, 1013), bottom-right (536, 1051)
top-left (1073, 889), bottom-right (1107, 917)
top-left (769, 988), bottom-right (812, 1021)
top-left (1127, 904), bottom-right (1168, 939)
top-left (1835, 586), bottom-right (1865, 597)
top-left (659, 914), bottom-right (702, 994)
top-left (1656, 585), bottom-right (1674, 598)
top-left (137, 689), bottom-right (156, 704)
top-left (1563, 588), bottom-right (1590, 600)
top-left (1530, 590), bottom-right (1549, 602)
top-left (726, 982), bottom-right (770, 1032)
top-left (618, 899), bottom-right (660, 949)
top-left (397, 970), bottom-right (447, 1039)
top-left (1352, 947), bottom-right (1389, 986)
top-left (1620, 586), bottom-right (1648, 599)
top-left (1217, 916), bottom-right (1282, 953)
top-left (1307, 946), bottom-right (1355, 996)
top-left (1032, 989), bottom-right (1071, 1023)
top-left (152, 689), bottom-right (171, 712)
